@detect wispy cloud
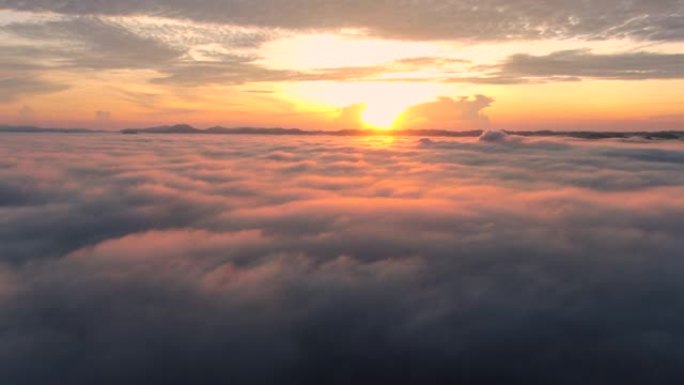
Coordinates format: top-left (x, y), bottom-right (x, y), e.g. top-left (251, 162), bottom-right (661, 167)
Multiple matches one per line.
top-left (0, 76), bottom-right (68, 102)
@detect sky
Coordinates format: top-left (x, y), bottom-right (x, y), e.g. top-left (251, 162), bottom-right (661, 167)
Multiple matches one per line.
top-left (0, 0), bottom-right (683, 130)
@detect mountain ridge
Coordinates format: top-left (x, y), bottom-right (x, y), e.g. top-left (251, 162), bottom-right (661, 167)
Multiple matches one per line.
top-left (1, 124), bottom-right (682, 140)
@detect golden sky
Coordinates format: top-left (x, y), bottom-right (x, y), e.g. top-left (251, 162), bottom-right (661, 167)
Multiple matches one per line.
top-left (0, 2), bottom-right (683, 131)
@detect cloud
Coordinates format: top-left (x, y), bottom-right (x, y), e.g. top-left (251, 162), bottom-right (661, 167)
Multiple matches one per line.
top-left (150, 60), bottom-right (416, 86)
top-left (397, 95), bottom-right (494, 129)
top-left (5, 14), bottom-right (681, 91)
top-left (0, 133), bottom-right (683, 383)
top-left (0, 0), bottom-right (682, 42)
top-left (0, 16), bottom-right (288, 89)
top-left (18, 105), bottom-right (34, 121)
top-left (497, 49), bottom-right (684, 81)
top-left (2, 15), bottom-right (414, 88)
top-left (0, 76), bottom-right (68, 102)
top-left (440, 49), bottom-right (684, 84)
top-left (151, 60), bottom-right (293, 86)
top-left (332, 95), bottom-right (494, 130)
top-left (334, 103), bottom-right (366, 129)
top-left (4, 16), bottom-right (183, 69)
top-left (94, 110), bottom-right (112, 121)
top-left (478, 129), bottom-right (513, 143)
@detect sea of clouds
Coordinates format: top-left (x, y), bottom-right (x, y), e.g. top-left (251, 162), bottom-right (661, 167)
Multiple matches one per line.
top-left (1, 133), bottom-right (683, 384)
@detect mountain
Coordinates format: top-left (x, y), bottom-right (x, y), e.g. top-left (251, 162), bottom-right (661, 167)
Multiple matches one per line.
top-left (2, 124), bottom-right (681, 140)
top-left (121, 125), bottom-right (486, 137)
top-left (121, 124), bottom-right (200, 134)
top-left (120, 125), bottom-right (684, 140)
top-left (206, 126), bottom-right (311, 135)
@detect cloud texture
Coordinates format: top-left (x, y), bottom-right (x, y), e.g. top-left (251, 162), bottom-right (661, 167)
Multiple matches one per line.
top-left (1, 0), bottom-right (683, 41)
top-left (1, 133), bottom-right (684, 384)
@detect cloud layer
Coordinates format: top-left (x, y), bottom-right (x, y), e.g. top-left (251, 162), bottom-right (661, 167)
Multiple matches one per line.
top-left (2, 0), bottom-right (683, 42)
top-left (1, 133), bottom-right (683, 384)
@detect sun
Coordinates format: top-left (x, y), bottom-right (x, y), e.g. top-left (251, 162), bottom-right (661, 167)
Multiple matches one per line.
top-left (361, 103), bottom-right (404, 130)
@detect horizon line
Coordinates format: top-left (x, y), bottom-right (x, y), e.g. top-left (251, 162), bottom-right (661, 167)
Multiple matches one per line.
top-left (1, 124), bottom-right (683, 140)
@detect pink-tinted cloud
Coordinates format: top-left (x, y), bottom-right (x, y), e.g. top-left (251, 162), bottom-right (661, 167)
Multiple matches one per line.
top-left (0, 133), bottom-right (683, 384)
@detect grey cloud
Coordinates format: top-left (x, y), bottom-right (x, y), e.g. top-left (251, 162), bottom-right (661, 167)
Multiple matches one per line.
top-left (0, 77), bottom-right (68, 102)
top-left (10, 15), bottom-right (683, 89)
top-left (4, 16), bottom-right (183, 69)
top-left (443, 49), bottom-right (684, 84)
top-left (151, 61), bottom-right (400, 86)
top-left (119, 19), bottom-right (277, 50)
top-left (478, 129), bottom-right (513, 143)
top-left (0, 133), bottom-right (683, 384)
top-left (0, 17), bottom-right (274, 91)
top-left (445, 75), bottom-right (582, 85)
top-left (151, 60), bottom-right (292, 86)
top-left (499, 49), bottom-right (684, 80)
top-left (0, 0), bottom-right (683, 42)
top-left (3, 16), bottom-right (418, 87)
top-left (0, 45), bottom-right (65, 71)
top-left (0, 45), bottom-right (73, 101)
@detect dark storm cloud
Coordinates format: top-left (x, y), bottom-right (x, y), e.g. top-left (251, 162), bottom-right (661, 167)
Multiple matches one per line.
top-left (0, 0), bottom-right (683, 42)
top-left (0, 134), bottom-right (683, 384)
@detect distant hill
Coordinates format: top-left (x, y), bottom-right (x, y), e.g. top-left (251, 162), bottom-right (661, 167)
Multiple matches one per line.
top-left (2, 124), bottom-right (682, 140)
top-left (122, 125), bottom-right (487, 137)
top-left (121, 125), bottom-right (684, 140)
top-left (122, 125), bottom-right (314, 136)
top-left (120, 124), bottom-right (200, 134)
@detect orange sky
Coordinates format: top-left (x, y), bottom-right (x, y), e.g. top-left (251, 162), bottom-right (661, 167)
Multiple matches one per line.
top-left (1, 4), bottom-right (683, 131)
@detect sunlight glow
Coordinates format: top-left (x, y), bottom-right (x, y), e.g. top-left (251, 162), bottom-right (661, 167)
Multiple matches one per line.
top-left (286, 81), bottom-right (448, 107)
top-left (260, 33), bottom-right (445, 70)
top-left (361, 103), bottom-right (404, 130)
top-left (284, 81), bottom-right (450, 130)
